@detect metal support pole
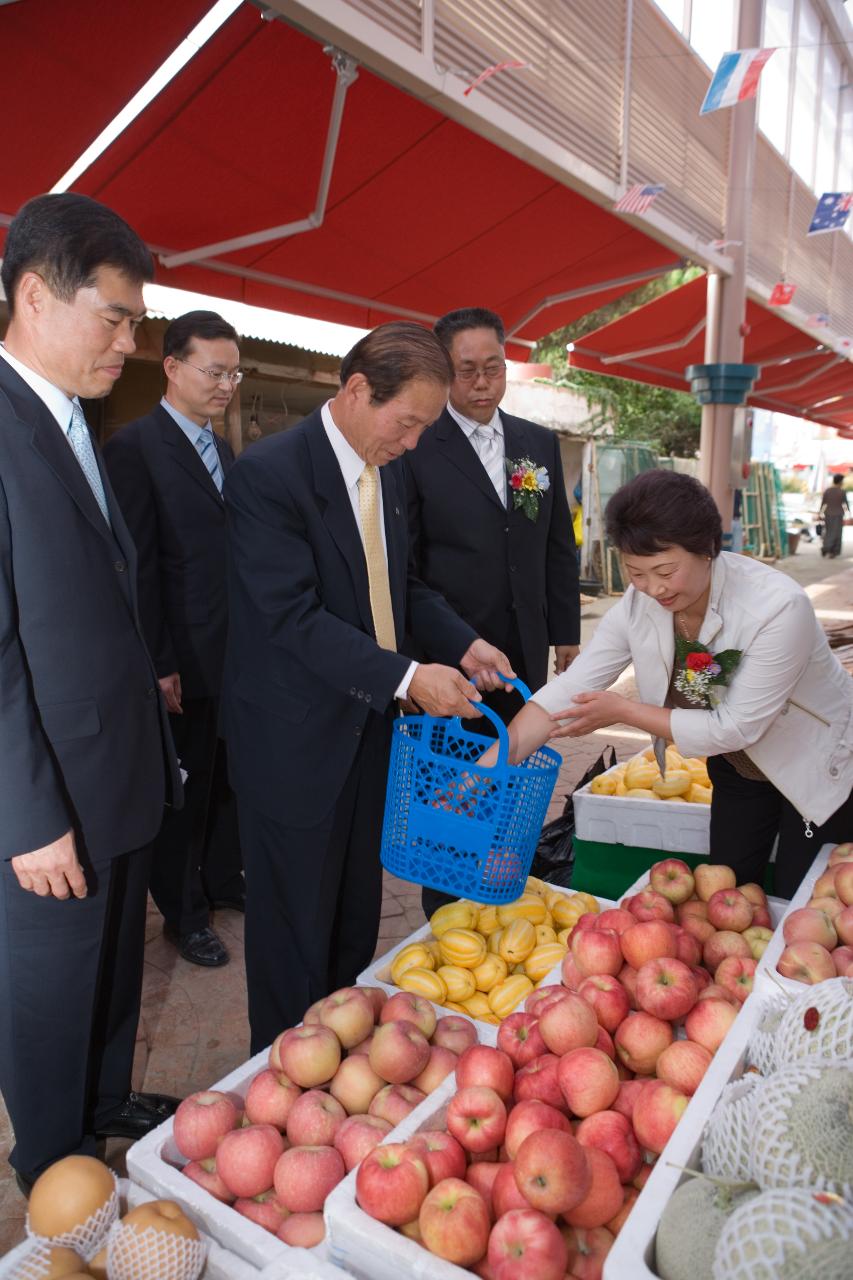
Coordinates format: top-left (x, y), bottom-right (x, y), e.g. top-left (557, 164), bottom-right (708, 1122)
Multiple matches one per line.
top-left (698, 0), bottom-right (763, 533)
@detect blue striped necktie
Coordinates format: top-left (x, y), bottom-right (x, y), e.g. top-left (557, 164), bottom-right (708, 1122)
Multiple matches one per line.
top-left (68, 402), bottom-right (111, 526)
top-left (197, 427), bottom-right (223, 493)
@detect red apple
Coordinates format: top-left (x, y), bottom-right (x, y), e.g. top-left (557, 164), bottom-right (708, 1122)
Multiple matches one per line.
top-left (277, 1212), bottom-right (325, 1247)
top-left (513, 1053), bottom-right (567, 1111)
top-left (275, 1144), bottom-right (345, 1212)
top-left (631, 1080), bottom-right (689, 1154)
top-left (347, 1031), bottom-right (374, 1058)
top-left (832, 944), bottom-right (853, 976)
top-left (368, 1019), bottom-right (430, 1085)
top-left (752, 904), bottom-right (772, 928)
top-left (594, 908), bottom-right (637, 936)
top-left (696, 982), bottom-right (737, 1004)
top-left (285, 1089), bottom-right (346, 1147)
top-left (706, 889), bottom-right (753, 933)
top-left (607, 1187), bottom-right (639, 1235)
top-left (333, 1114), bottom-right (392, 1172)
top-left (576, 1109), bottom-right (643, 1183)
top-left (243, 1070), bottom-right (301, 1132)
top-left (611, 1079), bottom-right (646, 1121)
top-left (635, 957), bottom-right (698, 1021)
top-left (618, 964), bottom-right (640, 1009)
top-left (432, 1015), bottom-right (477, 1055)
top-left (571, 928), bottom-right (623, 978)
top-left (557, 1047), bottom-right (620, 1117)
top-left (492, 1158), bottom-right (535, 1218)
top-left (269, 1032), bottom-right (286, 1072)
top-left (419, 1177), bottom-right (490, 1267)
top-left (714, 956), bottom-right (757, 1005)
top-left (829, 843), bottom-right (853, 867)
top-left (525, 985), bottom-right (570, 1017)
top-left (302, 997), bottom-right (325, 1025)
top-left (487, 1209), bottom-right (568, 1280)
top-left (359, 985), bottom-right (387, 1020)
top-left (809, 896), bottom-right (844, 921)
top-left (329, 1053), bottom-right (385, 1115)
top-left (691, 965), bottom-right (713, 993)
top-left (318, 988), bottom-right (375, 1049)
top-left (513, 1129), bottom-right (591, 1215)
top-left (278, 1026), bottom-right (341, 1089)
top-left (693, 863), bottom-right (736, 901)
top-left (466, 1161), bottom-right (502, 1219)
top-left (684, 997), bottom-right (738, 1052)
top-left (595, 1025), bottom-right (616, 1061)
top-left (412, 1044), bottom-right (458, 1095)
top-left (355, 1142), bottom-right (430, 1227)
top-left (446, 1086), bottom-right (507, 1154)
top-left (181, 1157), bottom-right (235, 1203)
top-left (563, 1147), bottom-right (624, 1229)
top-left (836, 904), bottom-right (853, 946)
top-left (216, 1125), bottom-right (286, 1199)
top-left (380, 991), bottom-right (437, 1039)
top-left (742, 925), bottom-right (774, 961)
top-left (783, 907), bottom-right (838, 950)
top-left (408, 1130), bottom-right (467, 1185)
top-left (703, 930), bottom-right (751, 972)
top-left (679, 914), bottom-right (716, 945)
top-left (368, 1083), bottom-right (425, 1127)
top-left (561, 952), bottom-right (586, 991)
top-left (233, 1190), bottom-right (288, 1233)
top-left (614, 1012), bottom-right (673, 1075)
top-left (655, 1039), bottom-right (712, 1095)
top-left (621, 921), bottom-right (677, 970)
top-left (497, 1013), bottom-right (548, 1068)
top-left (738, 882), bottom-right (767, 908)
top-left (538, 992), bottom-right (599, 1055)
top-left (776, 941), bottom-right (836, 984)
top-left (456, 1044), bottom-right (515, 1102)
top-left (813, 869), bottom-right (840, 900)
top-left (564, 1224), bottom-right (615, 1278)
top-left (173, 1091), bottom-right (239, 1160)
top-left (626, 890), bottom-right (675, 923)
top-left (677, 898), bottom-right (708, 923)
top-left (672, 928), bottom-right (702, 968)
top-left (505, 1098), bottom-right (572, 1160)
top-left (650, 859), bottom-right (695, 905)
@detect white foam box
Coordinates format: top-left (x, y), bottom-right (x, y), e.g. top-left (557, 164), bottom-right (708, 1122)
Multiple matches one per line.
top-left (125, 1050), bottom-right (344, 1278)
top-left (573, 764), bottom-right (710, 854)
top-left (602, 989), bottom-right (769, 1279)
top-left (754, 841), bottom-right (834, 997)
top-left (0, 1178), bottom-right (292, 1280)
top-left (324, 1075), bottom-right (471, 1280)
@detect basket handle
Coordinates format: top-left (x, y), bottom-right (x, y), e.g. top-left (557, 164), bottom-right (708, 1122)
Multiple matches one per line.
top-left (462, 673), bottom-right (533, 768)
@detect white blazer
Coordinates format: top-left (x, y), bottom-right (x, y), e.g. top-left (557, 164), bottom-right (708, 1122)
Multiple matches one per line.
top-left (532, 552), bottom-right (853, 827)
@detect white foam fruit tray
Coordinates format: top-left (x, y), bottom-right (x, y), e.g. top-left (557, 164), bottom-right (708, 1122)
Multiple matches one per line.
top-left (0, 1178), bottom-right (289, 1280)
top-left (754, 841), bottom-right (833, 997)
top-left (125, 1048), bottom-right (345, 1279)
top-left (573, 765), bottom-right (710, 854)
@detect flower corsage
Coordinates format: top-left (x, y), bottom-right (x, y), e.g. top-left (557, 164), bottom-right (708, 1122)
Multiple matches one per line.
top-left (506, 457), bottom-right (549, 521)
top-left (674, 638), bottom-right (742, 708)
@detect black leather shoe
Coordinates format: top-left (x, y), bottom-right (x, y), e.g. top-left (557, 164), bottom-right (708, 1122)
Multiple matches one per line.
top-left (209, 894), bottom-right (245, 913)
top-left (96, 1090), bottom-right (181, 1140)
top-left (14, 1170), bottom-right (34, 1198)
top-left (164, 925), bottom-right (229, 967)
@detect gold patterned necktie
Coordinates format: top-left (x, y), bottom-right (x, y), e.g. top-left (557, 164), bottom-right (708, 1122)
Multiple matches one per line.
top-left (358, 464), bottom-right (397, 651)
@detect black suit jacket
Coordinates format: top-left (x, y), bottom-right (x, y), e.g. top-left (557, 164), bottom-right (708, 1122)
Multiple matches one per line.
top-left (104, 405), bottom-right (234, 700)
top-left (222, 409), bottom-right (477, 829)
top-left (0, 359), bottom-right (180, 862)
top-left (403, 408), bottom-right (580, 692)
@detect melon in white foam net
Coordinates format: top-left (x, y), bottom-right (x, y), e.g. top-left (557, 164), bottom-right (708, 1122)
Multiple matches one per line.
top-left (701, 1072), bottom-right (760, 1182)
top-left (749, 1060), bottom-right (853, 1196)
top-left (656, 1176), bottom-right (758, 1280)
top-left (745, 992), bottom-right (788, 1076)
top-left (712, 1186), bottom-right (853, 1280)
top-left (774, 977), bottom-right (853, 1066)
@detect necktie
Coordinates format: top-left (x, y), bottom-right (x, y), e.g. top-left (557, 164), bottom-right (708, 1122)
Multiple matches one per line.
top-left (67, 402), bottom-right (111, 526)
top-left (472, 423), bottom-right (506, 504)
top-left (196, 428), bottom-right (223, 493)
top-left (357, 464), bottom-right (397, 651)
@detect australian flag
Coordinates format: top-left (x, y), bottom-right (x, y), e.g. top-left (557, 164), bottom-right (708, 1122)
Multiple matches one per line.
top-left (808, 192), bottom-right (853, 235)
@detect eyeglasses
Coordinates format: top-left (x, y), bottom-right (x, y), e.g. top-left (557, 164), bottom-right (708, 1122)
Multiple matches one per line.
top-left (453, 361), bottom-right (506, 383)
top-left (176, 358), bottom-right (243, 386)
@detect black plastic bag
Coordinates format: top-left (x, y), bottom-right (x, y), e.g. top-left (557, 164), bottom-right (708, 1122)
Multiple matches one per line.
top-left (529, 747), bottom-right (617, 887)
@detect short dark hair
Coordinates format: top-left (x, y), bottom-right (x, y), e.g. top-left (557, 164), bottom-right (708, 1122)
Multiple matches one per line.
top-left (163, 311), bottom-right (240, 360)
top-left (605, 470), bottom-right (723, 559)
top-left (434, 307), bottom-right (505, 349)
top-left (1, 193), bottom-right (153, 317)
top-left (834, 473), bottom-right (845, 484)
top-left (340, 322), bottom-right (453, 404)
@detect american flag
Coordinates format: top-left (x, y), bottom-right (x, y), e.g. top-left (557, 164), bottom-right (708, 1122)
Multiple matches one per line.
top-left (808, 192), bottom-right (853, 235)
top-left (614, 184), bottom-right (665, 215)
top-left (807, 313), bottom-right (830, 328)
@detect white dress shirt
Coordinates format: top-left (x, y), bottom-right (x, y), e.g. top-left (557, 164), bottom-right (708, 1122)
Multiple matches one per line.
top-left (0, 344), bottom-right (79, 436)
top-left (447, 402), bottom-right (506, 503)
top-left (320, 400), bottom-right (416, 700)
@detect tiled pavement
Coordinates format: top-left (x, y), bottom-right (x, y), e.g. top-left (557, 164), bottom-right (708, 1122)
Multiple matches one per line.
top-left (3, 545), bottom-right (852, 1255)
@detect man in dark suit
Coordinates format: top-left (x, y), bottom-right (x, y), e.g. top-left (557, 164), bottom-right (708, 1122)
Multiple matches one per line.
top-left (403, 307), bottom-right (581, 918)
top-left (223, 322), bottom-right (514, 1051)
top-left (0, 193), bottom-right (183, 1189)
top-left (105, 312), bottom-right (244, 968)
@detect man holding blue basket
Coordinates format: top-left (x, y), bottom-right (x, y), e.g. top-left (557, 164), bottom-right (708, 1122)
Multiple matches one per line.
top-left (223, 322), bottom-right (514, 1049)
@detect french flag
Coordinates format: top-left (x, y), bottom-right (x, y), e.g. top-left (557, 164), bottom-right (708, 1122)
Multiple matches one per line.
top-left (700, 48), bottom-right (775, 116)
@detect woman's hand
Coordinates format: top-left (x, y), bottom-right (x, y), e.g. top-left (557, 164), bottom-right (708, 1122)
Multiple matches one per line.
top-left (548, 691), bottom-right (630, 738)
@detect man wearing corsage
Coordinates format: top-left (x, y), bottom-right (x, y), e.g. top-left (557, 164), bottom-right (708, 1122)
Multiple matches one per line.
top-left (490, 470), bottom-right (853, 898)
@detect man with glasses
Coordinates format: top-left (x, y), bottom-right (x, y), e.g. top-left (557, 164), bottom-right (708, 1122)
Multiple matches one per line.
top-left (105, 311), bottom-right (244, 966)
top-left (403, 308), bottom-right (581, 918)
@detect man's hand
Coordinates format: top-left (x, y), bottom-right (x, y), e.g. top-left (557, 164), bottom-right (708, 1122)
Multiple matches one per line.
top-left (408, 665), bottom-right (483, 718)
top-left (554, 644), bottom-right (580, 675)
top-left (11, 829), bottom-right (87, 899)
top-left (460, 639), bottom-right (515, 692)
top-left (159, 672), bottom-right (183, 715)
top-left (549, 690), bottom-right (628, 739)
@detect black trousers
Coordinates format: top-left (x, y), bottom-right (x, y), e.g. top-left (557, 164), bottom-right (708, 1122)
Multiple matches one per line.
top-left (238, 712), bottom-right (390, 1054)
top-left (150, 697), bottom-right (242, 934)
top-left (0, 845), bottom-right (151, 1179)
top-left (707, 754), bottom-right (853, 898)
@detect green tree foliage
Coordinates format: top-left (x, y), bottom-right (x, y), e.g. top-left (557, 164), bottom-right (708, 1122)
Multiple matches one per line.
top-left (533, 267), bottom-right (703, 458)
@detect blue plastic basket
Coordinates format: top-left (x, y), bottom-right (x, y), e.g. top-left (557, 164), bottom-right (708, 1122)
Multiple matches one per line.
top-left (380, 677), bottom-right (561, 904)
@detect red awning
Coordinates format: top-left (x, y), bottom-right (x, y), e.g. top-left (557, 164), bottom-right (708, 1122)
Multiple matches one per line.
top-left (568, 275), bottom-right (853, 429)
top-left (0, 1), bottom-right (682, 359)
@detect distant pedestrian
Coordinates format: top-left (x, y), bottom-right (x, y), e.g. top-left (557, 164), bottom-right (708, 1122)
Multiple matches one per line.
top-left (820, 473), bottom-right (849, 559)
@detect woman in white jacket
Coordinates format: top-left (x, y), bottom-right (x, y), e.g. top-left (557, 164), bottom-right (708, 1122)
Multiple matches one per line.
top-left (500, 470), bottom-right (853, 897)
